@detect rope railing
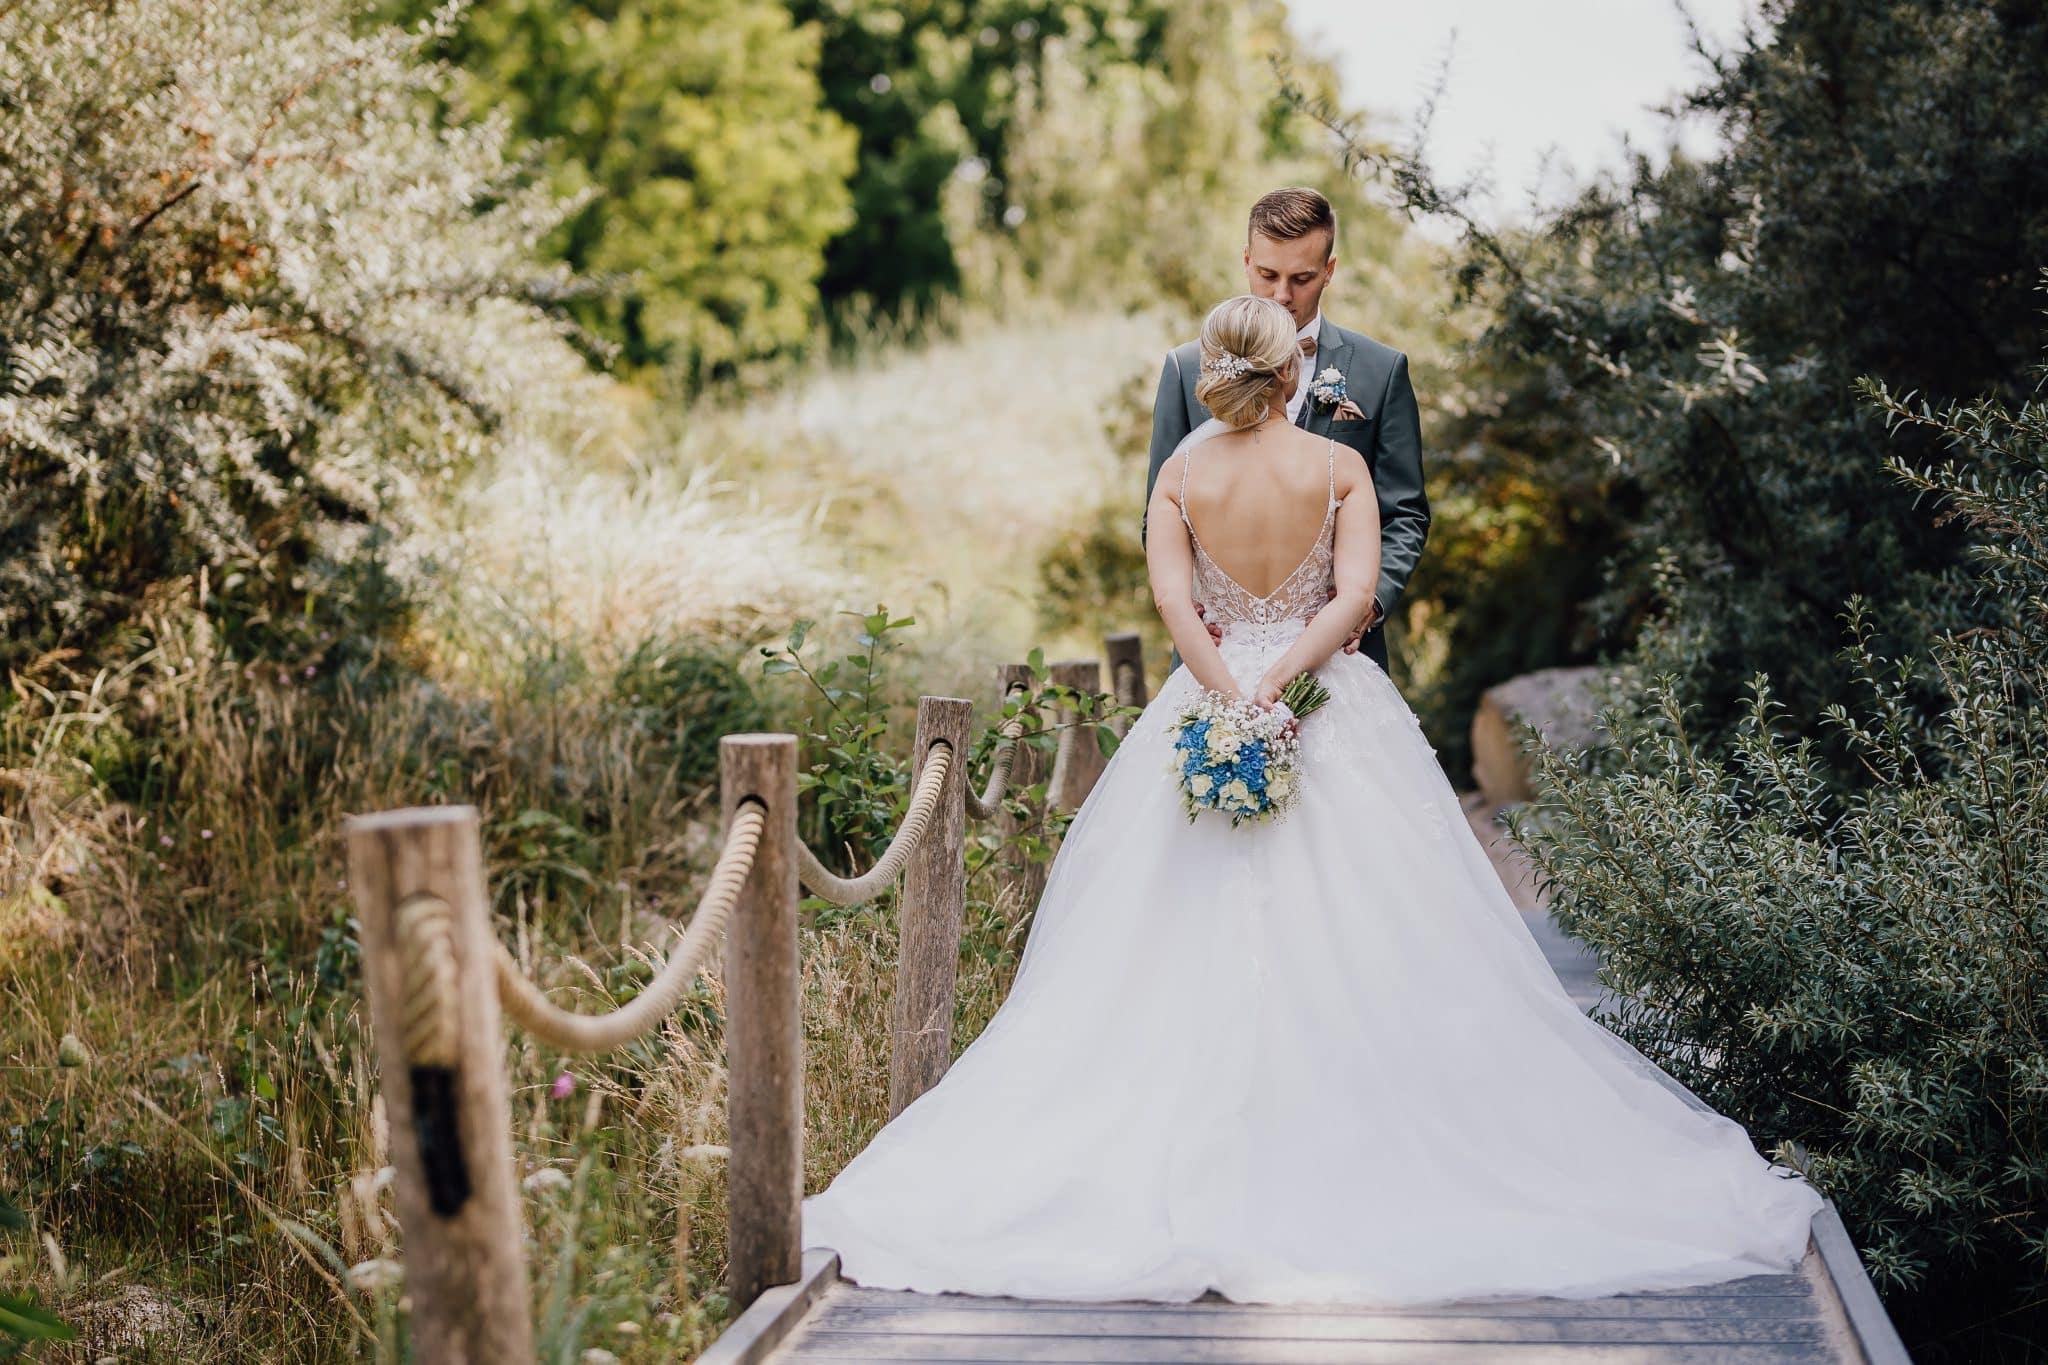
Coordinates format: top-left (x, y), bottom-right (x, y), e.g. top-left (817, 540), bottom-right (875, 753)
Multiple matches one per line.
top-left (346, 638), bottom-right (1142, 1347)
top-left (964, 684), bottom-right (1031, 821)
top-left (797, 740), bottom-right (954, 904)
top-left (493, 800), bottom-right (767, 1053)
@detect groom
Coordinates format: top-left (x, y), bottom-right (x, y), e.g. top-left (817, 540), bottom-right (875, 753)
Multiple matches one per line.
top-left (1145, 186), bottom-right (1429, 675)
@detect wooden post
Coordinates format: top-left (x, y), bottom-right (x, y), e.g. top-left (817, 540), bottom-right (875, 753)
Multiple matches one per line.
top-left (348, 806), bottom-right (532, 1365)
top-left (992, 663), bottom-right (1048, 919)
top-left (1105, 632), bottom-right (1148, 735)
top-left (722, 734), bottom-right (802, 1309)
top-left (1047, 658), bottom-right (1107, 811)
top-left (889, 697), bottom-right (973, 1119)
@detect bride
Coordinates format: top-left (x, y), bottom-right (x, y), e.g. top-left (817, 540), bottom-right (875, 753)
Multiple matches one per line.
top-left (799, 295), bottom-right (1824, 1306)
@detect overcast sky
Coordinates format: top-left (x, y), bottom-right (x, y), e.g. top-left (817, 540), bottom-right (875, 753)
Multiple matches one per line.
top-left (1285, 0), bottom-right (1764, 240)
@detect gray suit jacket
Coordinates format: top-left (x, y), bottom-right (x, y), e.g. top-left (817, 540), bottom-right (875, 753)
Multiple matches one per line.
top-left (1143, 317), bottom-right (1430, 674)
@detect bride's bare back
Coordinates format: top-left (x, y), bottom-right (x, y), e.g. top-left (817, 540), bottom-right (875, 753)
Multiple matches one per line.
top-left (1145, 414), bottom-right (1380, 705)
top-left (1177, 423), bottom-right (1342, 597)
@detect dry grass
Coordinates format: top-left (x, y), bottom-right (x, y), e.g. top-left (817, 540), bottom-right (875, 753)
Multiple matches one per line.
top-left (2, 605), bottom-right (1043, 1361)
top-left (662, 305), bottom-right (1176, 681)
top-left (1, 309), bottom-right (1135, 1361)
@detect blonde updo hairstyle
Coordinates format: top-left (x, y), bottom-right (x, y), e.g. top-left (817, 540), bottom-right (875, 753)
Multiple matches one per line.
top-left (1194, 295), bottom-right (1298, 430)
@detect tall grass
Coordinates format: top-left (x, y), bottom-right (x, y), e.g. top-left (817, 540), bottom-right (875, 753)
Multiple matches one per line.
top-left (1, 307), bottom-right (1142, 1361)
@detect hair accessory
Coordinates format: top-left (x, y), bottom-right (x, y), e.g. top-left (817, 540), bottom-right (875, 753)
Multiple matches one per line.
top-left (1202, 351), bottom-right (1255, 379)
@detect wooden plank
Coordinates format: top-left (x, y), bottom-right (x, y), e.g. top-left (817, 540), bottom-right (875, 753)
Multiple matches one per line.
top-left (824, 1278), bottom-right (1817, 1314)
top-left (1806, 1201), bottom-right (1911, 1364)
top-left (813, 1294), bottom-right (1821, 1325)
top-left (700, 1248), bottom-right (840, 1365)
top-left (804, 1307), bottom-right (1824, 1345)
top-left (768, 1329), bottom-right (1837, 1363)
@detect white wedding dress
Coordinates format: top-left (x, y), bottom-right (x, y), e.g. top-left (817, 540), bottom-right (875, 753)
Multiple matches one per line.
top-left (800, 423), bottom-right (1824, 1306)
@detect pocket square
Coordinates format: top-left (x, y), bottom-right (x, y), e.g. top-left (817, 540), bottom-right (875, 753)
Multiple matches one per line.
top-left (1333, 399), bottom-right (1367, 422)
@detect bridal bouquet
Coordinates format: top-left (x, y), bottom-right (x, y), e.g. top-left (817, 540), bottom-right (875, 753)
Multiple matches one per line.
top-left (1166, 674), bottom-right (1330, 826)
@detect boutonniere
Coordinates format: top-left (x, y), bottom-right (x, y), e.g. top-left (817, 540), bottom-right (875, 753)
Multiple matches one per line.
top-left (1309, 366), bottom-right (1365, 420)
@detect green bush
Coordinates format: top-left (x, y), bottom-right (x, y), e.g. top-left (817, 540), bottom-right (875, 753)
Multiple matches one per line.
top-left (1513, 285), bottom-right (2048, 1358)
top-left (612, 637), bottom-right (771, 795)
top-left (0, 0), bottom-right (602, 681)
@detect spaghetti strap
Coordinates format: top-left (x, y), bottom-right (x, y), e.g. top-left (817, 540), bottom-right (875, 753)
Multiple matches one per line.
top-left (1326, 437), bottom-right (1338, 510)
top-left (1178, 441), bottom-right (1196, 529)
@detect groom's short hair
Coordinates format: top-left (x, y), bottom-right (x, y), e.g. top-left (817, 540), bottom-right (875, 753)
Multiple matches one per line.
top-left (1248, 187), bottom-right (1337, 257)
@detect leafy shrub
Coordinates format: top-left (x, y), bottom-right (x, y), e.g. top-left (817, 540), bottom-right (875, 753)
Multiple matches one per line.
top-left (762, 609), bottom-right (918, 886)
top-left (1512, 286), bottom-right (2048, 1358)
top-left (612, 637), bottom-right (770, 795)
top-left (0, 0), bottom-right (603, 679)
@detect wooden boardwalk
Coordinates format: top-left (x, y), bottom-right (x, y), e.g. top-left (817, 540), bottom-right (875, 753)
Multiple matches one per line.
top-left (701, 801), bottom-right (1911, 1365)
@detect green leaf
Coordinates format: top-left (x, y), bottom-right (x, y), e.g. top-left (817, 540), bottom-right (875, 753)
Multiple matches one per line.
top-left (0, 1192), bottom-right (26, 1233)
top-left (1095, 727), bottom-right (1121, 759)
top-left (788, 619), bottom-right (813, 652)
top-left (0, 1294), bottom-right (75, 1343)
top-left (1027, 647), bottom-right (1046, 678)
top-left (761, 658), bottom-right (798, 676)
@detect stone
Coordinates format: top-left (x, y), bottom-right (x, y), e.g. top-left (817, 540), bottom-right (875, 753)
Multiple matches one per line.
top-left (1470, 665), bottom-right (1605, 805)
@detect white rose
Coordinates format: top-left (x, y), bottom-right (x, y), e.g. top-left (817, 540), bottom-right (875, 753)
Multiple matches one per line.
top-left (1189, 773), bottom-right (1213, 797)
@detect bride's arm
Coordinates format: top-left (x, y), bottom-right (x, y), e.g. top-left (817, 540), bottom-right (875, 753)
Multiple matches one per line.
top-left (1145, 456), bottom-right (1246, 700)
top-left (1252, 450), bottom-right (1382, 704)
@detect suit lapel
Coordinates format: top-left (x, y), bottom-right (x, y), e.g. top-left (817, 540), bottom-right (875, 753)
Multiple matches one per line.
top-left (1299, 318), bottom-right (1345, 437)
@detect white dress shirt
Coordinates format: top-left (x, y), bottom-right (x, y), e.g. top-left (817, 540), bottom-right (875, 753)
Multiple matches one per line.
top-left (1285, 309), bottom-right (1322, 425)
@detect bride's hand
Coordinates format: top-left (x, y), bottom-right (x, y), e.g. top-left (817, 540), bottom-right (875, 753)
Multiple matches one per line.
top-left (1251, 675), bottom-right (1285, 710)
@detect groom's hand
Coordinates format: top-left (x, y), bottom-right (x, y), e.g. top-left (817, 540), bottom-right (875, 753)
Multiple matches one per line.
top-left (1195, 601), bottom-right (1224, 646)
top-left (1334, 587), bottom-right (1380, 654)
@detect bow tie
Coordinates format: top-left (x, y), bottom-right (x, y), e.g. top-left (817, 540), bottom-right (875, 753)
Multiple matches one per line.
top-left (1298, 335), bottom-right (1317, 358)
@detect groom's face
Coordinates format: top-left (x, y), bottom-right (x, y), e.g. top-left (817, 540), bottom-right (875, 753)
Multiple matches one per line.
top-left (1244, 230), bottom-right (1335, 330)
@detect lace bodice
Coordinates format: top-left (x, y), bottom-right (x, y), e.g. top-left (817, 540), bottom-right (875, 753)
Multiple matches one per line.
top-left (1180, 436), bottom-right (1340, 628)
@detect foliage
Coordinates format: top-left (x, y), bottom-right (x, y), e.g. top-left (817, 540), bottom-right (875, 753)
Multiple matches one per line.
top-left (389, 0), bottom-right (860, 385)
top-left (762, 608), bottom-right (920, 885)
top-left (979, 0), bottom-right (1427, 324)
top-left (0, 1191), bottom-right (75, 1358)
top-left (1034, 370), bottom-right (1160, 654)
top-left (1291, 0), bottom-right (2048, 766)
top-left (0, 0), bottom-right (607, 684)
top-left (1396, 331), bottom-right (1622, 782)
top-left (1510, 291), bottom-right (2048, 1359)
top-left (760, 611), bottom-right (1129, 929)
top-left (785, 0), bottom-right (1168, 322)
top-left (612, 638), bottom-right (771, 796)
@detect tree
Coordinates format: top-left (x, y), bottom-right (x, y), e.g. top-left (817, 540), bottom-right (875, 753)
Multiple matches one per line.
top-left (1296, 0), bottom-right (2048, 765)
top-left (392, 0), bottom-right (859, 386)
top-left (785, 0), bottom-right (1169, 322)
